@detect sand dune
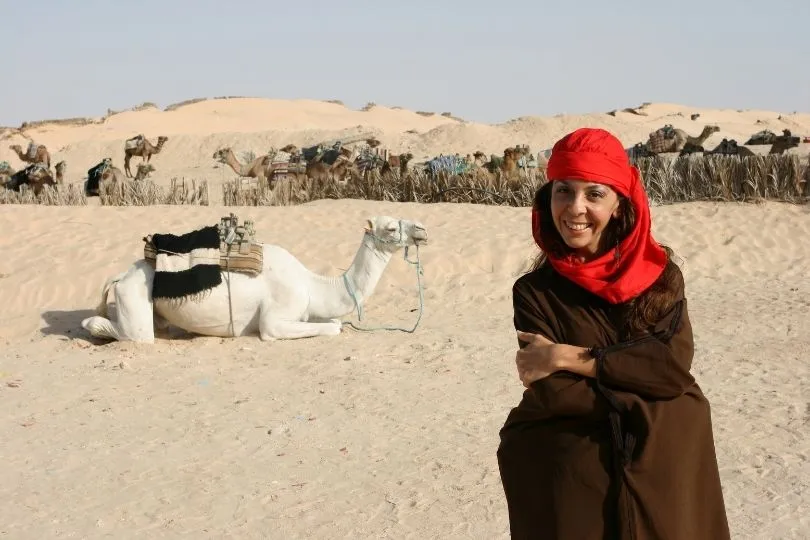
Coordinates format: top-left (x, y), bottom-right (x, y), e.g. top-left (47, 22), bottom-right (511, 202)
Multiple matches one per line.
top-left (1, 100), bottom-right (809, 538)
top-left (1, 98), bottom-right (808, 204)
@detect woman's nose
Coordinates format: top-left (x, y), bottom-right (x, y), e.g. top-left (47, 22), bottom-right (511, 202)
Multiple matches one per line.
top-left (568, 193), bottom-right (587, 214)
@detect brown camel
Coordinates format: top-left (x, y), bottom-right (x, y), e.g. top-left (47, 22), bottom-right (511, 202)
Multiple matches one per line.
top-left (305, 150), bottom-right (357, 183)
top-left (381, 152), bottom-right (414, 175)
top-left (646, 125), bottom-right (720, 154)
top-left (85, 158), bottom-right (127, 196)
top-left (213, 147), bottom-right (273, 186)
top-left (124, 135), bottom-right (168, 177)
top-left (8, 163), bottom-right (56, 195)
top-left (9, 142), bottom-right (51, 168)
top-left (500, 147), bottom-right (521, 175)
top-left (471, 151), bottom-right (488, 168)
top-left (134, 163), bottom-right (156, 181)
top-left (54, 161), bottom-right (66, 184)
top-left (0, 160), bottom-right (15, 188)
top-left (768, 134), bottom-right (800, 155)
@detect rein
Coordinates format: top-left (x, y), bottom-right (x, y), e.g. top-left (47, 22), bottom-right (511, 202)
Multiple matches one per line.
top-left (342, 222), bottom-right (425, 333)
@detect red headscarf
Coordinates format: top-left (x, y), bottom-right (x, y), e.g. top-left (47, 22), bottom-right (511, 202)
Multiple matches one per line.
top-left (533, 127), bottom-right (667, 303)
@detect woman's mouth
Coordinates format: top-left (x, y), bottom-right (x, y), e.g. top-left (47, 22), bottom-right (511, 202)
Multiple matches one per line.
top-left (564, 220), bottom-right (591, 232)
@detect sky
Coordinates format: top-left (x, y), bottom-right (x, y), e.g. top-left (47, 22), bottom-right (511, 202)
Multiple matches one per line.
top-left (3, 0), bottom-right (808, 126)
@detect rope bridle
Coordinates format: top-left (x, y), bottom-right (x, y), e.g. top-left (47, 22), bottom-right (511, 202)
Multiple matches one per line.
top-left (341, 220), bottom-right (425, 333)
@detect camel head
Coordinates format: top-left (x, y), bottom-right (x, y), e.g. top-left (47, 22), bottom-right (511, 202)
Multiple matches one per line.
top-left (473, 150), bottom-right (486, 160)
top-left (136, 163), bottom-right (156, 178)
top-left (157, 136), bottom-right (169, 144)
top-left (8, 144), bottom-right (21, 153)
top-left (366, 138), bottom-right (382, 148)
top-left (212, 148), bottom-right (231, 163)
top-left (280, 144), bottom-right (299, 154)
top-left (400, 152), bottom-right (414, 164)
top-left (364, 216), bottom-right (428, 251)
top-left (55, 161), bottom-right (66, 180)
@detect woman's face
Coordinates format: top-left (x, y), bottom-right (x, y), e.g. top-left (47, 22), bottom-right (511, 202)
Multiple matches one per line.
top-left (550, 179), bottom-right (621, 259)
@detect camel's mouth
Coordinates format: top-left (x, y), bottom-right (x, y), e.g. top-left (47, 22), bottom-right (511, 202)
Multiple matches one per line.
top-left (412, 233), bottom-right (428, 245)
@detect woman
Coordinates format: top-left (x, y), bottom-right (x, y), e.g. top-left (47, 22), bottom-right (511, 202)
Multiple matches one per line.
top-left (497, 128), bottom-right (730, 539)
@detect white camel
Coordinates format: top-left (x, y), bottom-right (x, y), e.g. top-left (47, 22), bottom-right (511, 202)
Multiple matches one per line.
top-left (81, 216), bottom-right (428, 342)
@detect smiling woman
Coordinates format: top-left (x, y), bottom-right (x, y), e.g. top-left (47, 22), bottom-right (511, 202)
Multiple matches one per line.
top-left (497, 128), bottom-right (731, 540)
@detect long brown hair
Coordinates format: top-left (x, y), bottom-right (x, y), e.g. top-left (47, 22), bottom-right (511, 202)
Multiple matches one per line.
top-left (528, 181), bottom-right (682, 334)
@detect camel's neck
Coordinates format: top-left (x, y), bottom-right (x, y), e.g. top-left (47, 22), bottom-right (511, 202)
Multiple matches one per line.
top-left (692, 131), bottom-right (712, 144)
top-left (306, 232), bottom-right (395, 319)
top-left (225, 153), bottom-right (247, 176)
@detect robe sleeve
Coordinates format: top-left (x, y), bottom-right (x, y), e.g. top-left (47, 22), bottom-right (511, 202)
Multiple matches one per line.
top-left (511, 278), bottom-right (601, 418)
top-left (512, 279), bottom-right (559, 345)
top-left (590, 294), bottom-right (696, 400)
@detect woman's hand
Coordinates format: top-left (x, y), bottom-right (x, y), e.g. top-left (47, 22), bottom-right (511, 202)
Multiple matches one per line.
top-left (515, 331), bottom-right (597, 387)
top-left (515, 330), bottom-right (561, 387)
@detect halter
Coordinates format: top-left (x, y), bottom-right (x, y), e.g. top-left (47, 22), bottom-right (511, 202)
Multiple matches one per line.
top-left (342, 220), bottom-right (425, 333)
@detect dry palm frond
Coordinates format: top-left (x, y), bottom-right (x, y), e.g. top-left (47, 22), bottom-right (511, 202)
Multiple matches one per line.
top-left (99, 178), bottom-right (208, 206)
top-left (224, 153), bottom-right (809, 207)
top-left (0, 183), bottom-right (87, 205)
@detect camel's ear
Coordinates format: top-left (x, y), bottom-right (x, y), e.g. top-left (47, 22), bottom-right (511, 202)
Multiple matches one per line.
top-left (365, 218), bottom-right (374, 232)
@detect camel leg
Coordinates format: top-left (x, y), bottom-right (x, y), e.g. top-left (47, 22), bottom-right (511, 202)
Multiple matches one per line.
top-left (81, 260), bottom-right (156, 343)
top-left (259, 318), bottom-right (342, 340)
top-left (258, 300), bottom-right (341, 340)
top-left (124, 154), bottom-right (132, 177)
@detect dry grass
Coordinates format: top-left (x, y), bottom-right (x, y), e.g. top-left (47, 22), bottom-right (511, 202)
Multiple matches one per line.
top-left (99, 178), bottom-right (208, 206)
top-left (636, 154), bottom-right (809, 204)
top-left (220, 154), bottom-right (808, 207)
top-left (0, 184), bottom-right (87, 205)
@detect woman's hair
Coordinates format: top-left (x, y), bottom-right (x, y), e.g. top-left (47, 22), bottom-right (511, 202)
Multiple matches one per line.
top-left (528, 181), bottom-right (681, 334)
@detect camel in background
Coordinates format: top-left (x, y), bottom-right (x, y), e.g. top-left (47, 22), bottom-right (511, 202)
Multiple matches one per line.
top-left (124, 135), bottom-right (168, 177)
top-left (213, 147), bottom-right (274, 186)
top-left (381, 153), bottom-right (414, 176)
top-left (9, 142), bottom-right (51, 168)
top-left (0, 160), bottom-right (15, 188)
top-left (646, 125), bottom-right (720, 154)
top-left (85, 158), bottom-right (127, 196)
top-left (134, 163), bottom-right (157, 181)
top-left (6, 163), bottom-right (56, 195)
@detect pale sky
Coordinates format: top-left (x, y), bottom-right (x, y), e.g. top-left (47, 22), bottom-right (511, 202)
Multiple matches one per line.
top-left (4, 0), bottom-right (808, 126)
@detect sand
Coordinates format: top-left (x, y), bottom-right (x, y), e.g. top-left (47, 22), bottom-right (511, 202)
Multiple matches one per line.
top-left (0, 99), bottom-right (809, 539)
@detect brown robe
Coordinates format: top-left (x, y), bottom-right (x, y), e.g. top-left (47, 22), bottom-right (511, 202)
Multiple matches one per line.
top-left (498, 263), bottom-right (730, 540)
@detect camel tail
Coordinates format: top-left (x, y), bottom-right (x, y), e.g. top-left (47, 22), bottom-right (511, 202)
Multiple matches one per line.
top-left (96, 271), bottom-right (127, 317)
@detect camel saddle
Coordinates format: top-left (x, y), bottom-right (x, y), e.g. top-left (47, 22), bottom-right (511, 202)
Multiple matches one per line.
top-left (25, 142), bottom-right (40, 159)
top-left (269, 162), bottom-right (307, 178)
top-left (143, 214), bottom-right (264, 277)
top-left (646, 126), bottom-right (676, 154)
top-left (125, 135), bottom-right (145, 150)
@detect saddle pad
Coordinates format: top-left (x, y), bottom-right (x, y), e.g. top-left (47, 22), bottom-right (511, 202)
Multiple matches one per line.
top-left (647, 132), bottom-right (670, 154)
top-left (144, 241), bottom-right (264, 276)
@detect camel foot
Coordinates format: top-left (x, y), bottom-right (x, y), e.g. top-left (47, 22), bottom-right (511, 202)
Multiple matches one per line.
top-left (81, 316), bottom-right (120, 341)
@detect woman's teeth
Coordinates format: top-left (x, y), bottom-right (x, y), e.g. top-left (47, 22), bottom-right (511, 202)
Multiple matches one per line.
top-left (565, 222), bottom-right (590, 231)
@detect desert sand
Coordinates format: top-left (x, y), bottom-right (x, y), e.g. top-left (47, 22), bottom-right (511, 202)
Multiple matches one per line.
top-left (0, 99), bottom-right (808, 539)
